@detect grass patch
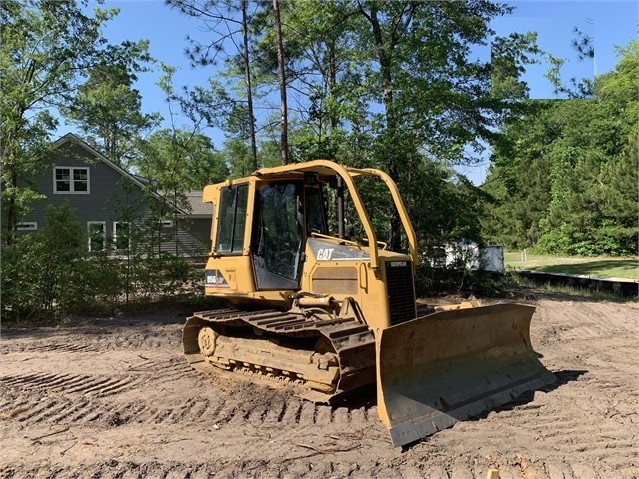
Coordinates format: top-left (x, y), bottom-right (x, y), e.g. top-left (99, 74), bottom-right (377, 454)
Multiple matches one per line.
top-left (504, 273), bottom-right (638, 302)
top-left (505, 252), bottom-right (638, 280)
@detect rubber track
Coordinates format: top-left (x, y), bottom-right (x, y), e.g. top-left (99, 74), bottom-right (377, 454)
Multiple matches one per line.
top-left (183, 308), bottom-right (376, 403)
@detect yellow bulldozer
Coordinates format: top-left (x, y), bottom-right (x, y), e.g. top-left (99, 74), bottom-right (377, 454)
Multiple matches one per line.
top-left (183, 159), bottom-right (555, 447)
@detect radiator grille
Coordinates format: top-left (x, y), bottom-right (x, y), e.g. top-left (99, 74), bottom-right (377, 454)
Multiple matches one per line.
top-left (385, 261), bottom-right (416, 326)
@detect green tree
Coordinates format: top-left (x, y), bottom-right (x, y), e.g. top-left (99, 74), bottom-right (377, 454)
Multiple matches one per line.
top-left (136, 129), bottom-right (228, 192)
top-left (137, 64), bottom-right (230, 201)
top-left (167, 0), bottom-right (262, 170)
top-left (0, 0), bottom-right (149, 243)
top-left (1, 204), bottom-right (86, 320)
top-left (166, 0), bottom-right (542, 256)
top-left (484, 40), bottom-right (638, 256)
top-left (491, 32), bottom-right (541, 99)
top-left (272, 0), bottom-right (289, 164)
top-left (63, 59), bottom-right (160, 168)
top-left (594, 131), bottom-right (639, 254)
top-left (352, 1), bottom-right (540, 251)
top-left (269, 0), bottom-right (369, 164)
top-left (482, 99), bottom-right (555, 249)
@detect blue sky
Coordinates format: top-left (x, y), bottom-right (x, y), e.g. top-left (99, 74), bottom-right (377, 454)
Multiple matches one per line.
top-left (83, 0), bottom-right (637, 184)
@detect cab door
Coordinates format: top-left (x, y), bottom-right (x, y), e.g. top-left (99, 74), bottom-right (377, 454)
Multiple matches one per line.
top-left (251, 181), bottom-right (304, 290)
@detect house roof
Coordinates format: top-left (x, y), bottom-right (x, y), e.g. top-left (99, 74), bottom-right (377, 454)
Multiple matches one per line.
top-left (184, 190), bottom-right (212, 217)
top-left (156, 190), bottom-right (211, 218)
top-left (51, 133), bottom-right (189, 215)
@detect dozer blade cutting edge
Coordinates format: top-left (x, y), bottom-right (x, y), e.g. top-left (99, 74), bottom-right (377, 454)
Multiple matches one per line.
top-left (376, 303), bottom-right (556, 447)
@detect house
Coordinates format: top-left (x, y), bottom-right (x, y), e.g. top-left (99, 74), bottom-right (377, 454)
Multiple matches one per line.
top-left (13, 133), bottom-right (212, 258)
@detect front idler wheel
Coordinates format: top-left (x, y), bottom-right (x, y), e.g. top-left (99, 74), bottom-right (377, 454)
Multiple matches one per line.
top-left (198, 327), bottom-right (218, 357)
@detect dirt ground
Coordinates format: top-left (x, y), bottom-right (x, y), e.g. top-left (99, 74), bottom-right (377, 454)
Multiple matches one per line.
top-left (1, 295), bottom-right (637, 479)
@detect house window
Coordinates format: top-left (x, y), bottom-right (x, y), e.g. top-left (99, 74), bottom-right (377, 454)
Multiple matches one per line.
top-left (54, 167), bottom-right (89, 194)
top-left (17, 222), bottom-right (38, 231)
top-left (161, 220), bottom-right (174, 228)
top-left (88, 221), bottom-right (106, 252)
top-left (114, 222), bottom-right (131, 251)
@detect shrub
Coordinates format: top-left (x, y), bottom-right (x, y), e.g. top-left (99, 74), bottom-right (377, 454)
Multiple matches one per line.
top-left (1, 204), bottom-right (203, 322)
top-left (2, 204), bottom-right (86, 321)
top-left (415, 262), bottom-right (506, 299)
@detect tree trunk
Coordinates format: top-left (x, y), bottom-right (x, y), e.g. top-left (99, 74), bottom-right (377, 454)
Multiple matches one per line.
top-left (5, 170), bottom-right (19, 245)
top-left (273, 0), bottom-right (289, 165)
top-left (241, 0), bottom-right (258, 171)
top-left (360, 3), bottom-right (402, 251)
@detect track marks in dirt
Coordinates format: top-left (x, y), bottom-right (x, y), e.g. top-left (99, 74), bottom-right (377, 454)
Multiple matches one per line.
top-left (2, 323), bottom-right (181, 354)
top-left (536, 300), bottom-right (636, 342)
top-left (131, 382), bottom-right (376, 436)
top-left (421, 302), bottom-right (639, 476)
top-left (222, 393), bottom-right (372, 429)
top-left (2, 457), bottom-right (622, 479)
top-left (0, 391), bottom-right (151, 429)
top-left (0, 373), bottom-right (137, 398)
top-left (129, 354), bottom-right (193, 381)
top-left (0, 373), bottom-right (377, 437)
top-left (148, 397), bottom-right (214, 425)
top-left (0, 459), bottom-right (367, 479)
top-left (2, 300), bottom-right (638, 479)
top-left (37, 343), bottom-right (98, 353)
top-left (0, 371), bottom-right (148, 429)
top-left (0, 337), bottom-right (99, 354)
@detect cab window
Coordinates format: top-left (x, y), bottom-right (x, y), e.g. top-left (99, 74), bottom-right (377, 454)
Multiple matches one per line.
top-left (215, 185), bottom-right (248, 253)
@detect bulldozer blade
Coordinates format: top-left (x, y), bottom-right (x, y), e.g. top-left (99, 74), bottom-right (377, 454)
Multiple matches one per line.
top-left (376, 303), bottom-right (556, 447)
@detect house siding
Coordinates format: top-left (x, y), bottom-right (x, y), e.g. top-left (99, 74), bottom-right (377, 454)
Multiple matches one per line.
top-left (174, 217), bottom-right (212, 258)
top-left (11, 134), bottom-right (211, 258)
top-left (26, 143), bottom-right (148, 227)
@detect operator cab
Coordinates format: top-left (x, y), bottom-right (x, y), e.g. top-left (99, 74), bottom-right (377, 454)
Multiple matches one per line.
top-left (250, 180), bottom-right (328, 290)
